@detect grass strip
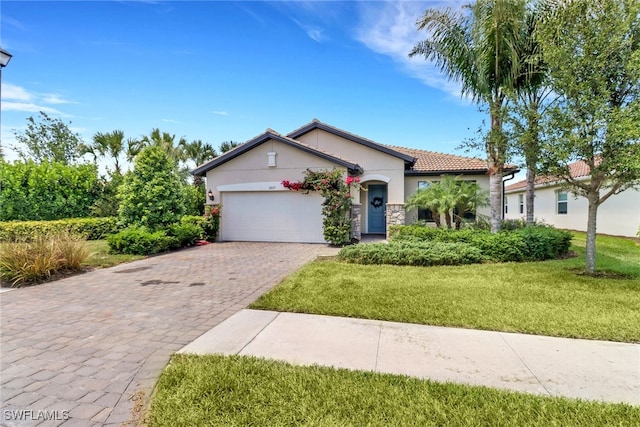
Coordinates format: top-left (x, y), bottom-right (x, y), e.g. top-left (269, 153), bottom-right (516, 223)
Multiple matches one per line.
top-left (252, 234), bottom-right (640, 342)
top-left (148, 354), bottom-right (640, 427)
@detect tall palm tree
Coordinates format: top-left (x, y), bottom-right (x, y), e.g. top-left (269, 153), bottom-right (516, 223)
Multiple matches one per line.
top-left (410, 0), bottom-right (527, 232)
top-left (128, 128), bottom-right (187, 165)
top-left (180, 139), bottom-right (217, 187)
top-left (85, 130), bottom-right (127, 175)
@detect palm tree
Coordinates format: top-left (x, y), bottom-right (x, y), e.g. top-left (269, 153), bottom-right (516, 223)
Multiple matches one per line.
top-left (453, 180), bottom-right (490, 229)
top-left (406, 184), bottom-right (444, 228)
top-left (128, 128), bottom-right (187, 165)
top-left (87, 130), bottom-right (127, 175)
top-left (410, 0), bottom-right (527, 232)
top-left (219, 140), bottom-right (241, 154)
top-left (180, 139), bottom-right (217, 187)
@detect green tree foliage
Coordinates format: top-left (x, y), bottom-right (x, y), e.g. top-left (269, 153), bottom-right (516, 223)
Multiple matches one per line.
top-left (219, 141), bottom-right (241, 153)
top-left (181, 139), bottom-right (217, 187)
top-left (537, 0), bottom-right (640, 274)
top-left (406, 176), bottom-right (489, 229)
top-left (117, 146), bottom-right (185, 229)
top-left (11, 112), bottom-right (84, 165)
top-left (0, 160), bottom-right (100, 221)
top-left (82, 130), bottom-right (133, 176)
top-left (506, 2), bottom-right (553, 225)
top-left (411, 0), bottom-right (527, 233)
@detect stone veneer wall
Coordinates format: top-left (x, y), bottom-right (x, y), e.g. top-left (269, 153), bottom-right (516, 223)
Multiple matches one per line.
top-left (351, 204), bottom-right (362, 241)
top-left (385, 204), bottom-right (405, 239)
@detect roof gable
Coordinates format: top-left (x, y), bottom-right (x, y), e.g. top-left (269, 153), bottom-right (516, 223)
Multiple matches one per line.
top-left (287, 119), bottom-right (416, 164)
top-left (193, 129), bottom-right (363, 176)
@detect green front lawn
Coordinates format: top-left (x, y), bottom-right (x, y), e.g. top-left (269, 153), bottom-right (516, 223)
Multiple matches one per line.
top-left (148, 354), bottom-right (640, 427)
top-left (251, 233), bottom-right (640, 342)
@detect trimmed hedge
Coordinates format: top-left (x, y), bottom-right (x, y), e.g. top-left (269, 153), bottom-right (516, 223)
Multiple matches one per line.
top-left (339, 241), bottom-right (484, 266)
top-left (0, 217), bottom-right (121, 242)
top-left (389, 224), bottom-right (572, 263)
top-left (106, 226), bottom-right (177, 256)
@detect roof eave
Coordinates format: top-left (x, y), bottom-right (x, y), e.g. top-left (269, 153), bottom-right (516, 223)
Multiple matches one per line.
top-left (288, 121), bottom-right (416, 164)
top-left (192, 132), bottom-right (362, 176)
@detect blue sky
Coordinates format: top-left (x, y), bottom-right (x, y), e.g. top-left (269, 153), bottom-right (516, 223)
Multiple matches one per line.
top-left (1, 0), bottom-right (488, 169)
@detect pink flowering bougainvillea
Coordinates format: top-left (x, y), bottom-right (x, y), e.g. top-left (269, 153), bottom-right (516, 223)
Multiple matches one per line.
top-left (282, 169), bottom-right (361, 245)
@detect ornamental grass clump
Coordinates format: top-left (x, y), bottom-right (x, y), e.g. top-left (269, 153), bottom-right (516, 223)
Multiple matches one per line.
top-left (0, 232), bottom-right (89, 287)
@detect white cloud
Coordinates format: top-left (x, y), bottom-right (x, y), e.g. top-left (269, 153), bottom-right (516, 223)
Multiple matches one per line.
top-left (355, 0), bottom-right (467, 101)
top-left (2, 83), bottom-right (32, 101)
top-left (0, 84), bottom-right (76, 116)
top-left (162, 118), bottom-right (181, 124)
top-left (213, 111), bottom-right (228, 116)
top-left (292, 18), bottom-right (327, 43)
top-left (42, 93), bottom-right (78, 105)
top-left (2, 101), bottom-right (64, 115)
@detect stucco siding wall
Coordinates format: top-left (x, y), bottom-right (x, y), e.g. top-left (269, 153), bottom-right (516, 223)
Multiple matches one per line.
top-left (403, 175), bottom-right (491, 224)
top-left (205, 139), bottom-right (343, 201)
top-left (505, 185), bottom-right (640, 237)
top-left (295, 129), bottom-right (405, 203)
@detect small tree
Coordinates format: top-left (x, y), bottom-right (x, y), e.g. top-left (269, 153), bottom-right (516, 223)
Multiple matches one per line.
top-left (406, 176), bottom-right (488, 229)
top-left (12, 112), bottom-right (84, 165)
top-left (537, 0), bottom-right (640, 274)
top-left (117, 146), bottom-right (185, 229)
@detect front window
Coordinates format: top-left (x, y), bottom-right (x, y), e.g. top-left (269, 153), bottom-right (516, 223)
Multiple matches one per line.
top-left (518, 194), bottom-right (524, 214)
top-left (417, 181), bottom-right (433, 222)
top-left (557, 191), bottom-right (568, 215)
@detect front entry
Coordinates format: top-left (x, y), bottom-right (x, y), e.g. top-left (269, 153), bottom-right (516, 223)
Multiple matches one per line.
top-left (368, 184), bottom-right (387, 233)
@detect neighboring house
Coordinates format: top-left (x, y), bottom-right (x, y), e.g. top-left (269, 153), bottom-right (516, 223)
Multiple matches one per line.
top-left (194, 119), bottom-right (511, 243)
top-left (504, 160), bottom-right (640, 237)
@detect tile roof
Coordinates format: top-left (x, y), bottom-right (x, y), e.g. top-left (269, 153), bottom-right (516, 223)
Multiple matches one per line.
top-left (193, 119), bottom-right (519, 176)
top-left (505, 159), bottom-right (595, 192)
top-left (388, 145), bottom-right (491, 173)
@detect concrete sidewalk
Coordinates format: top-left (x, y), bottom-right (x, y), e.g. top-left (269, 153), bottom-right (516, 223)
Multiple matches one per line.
top-left (180, 309), bottom-right (640, 405)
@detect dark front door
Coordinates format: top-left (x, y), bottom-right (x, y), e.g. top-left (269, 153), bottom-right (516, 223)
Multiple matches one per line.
top-left (368, 185), bottom-right (386, 233)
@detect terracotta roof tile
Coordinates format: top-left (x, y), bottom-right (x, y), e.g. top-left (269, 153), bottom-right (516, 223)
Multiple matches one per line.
top-left (387, 145), bottom-right (490, 172)
top-left (505, 159), bottom-right (597, 192)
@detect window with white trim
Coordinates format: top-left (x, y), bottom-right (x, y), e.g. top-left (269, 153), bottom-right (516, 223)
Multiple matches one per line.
top-left (518, 194), bottom-right (524, 214)
top-left (557, 191), bottom-right (568, 214)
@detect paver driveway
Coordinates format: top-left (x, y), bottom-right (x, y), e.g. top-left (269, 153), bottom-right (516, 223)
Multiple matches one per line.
top-left (1, 242), bottom-right (337, 426)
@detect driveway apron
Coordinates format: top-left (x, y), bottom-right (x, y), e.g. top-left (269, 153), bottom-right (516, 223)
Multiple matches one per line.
top-left (1, 242), bottom-right (336, 426)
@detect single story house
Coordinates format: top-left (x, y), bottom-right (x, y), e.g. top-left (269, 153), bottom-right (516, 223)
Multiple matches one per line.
top-left (194, 119), bottom-right (509, 243)
top-left (504, 159), bottom-right (640, 237)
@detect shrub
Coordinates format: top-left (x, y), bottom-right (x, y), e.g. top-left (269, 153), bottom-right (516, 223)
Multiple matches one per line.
top-left (166, 222), bottom-right (202, 248)
top-left (338, 241), bottom-right (484, 266)
top-left (0, 232), bottom-right (89, 287)
top-left (0, 159), bottom-right (100, 221)
top-left (0, 217), bottom-right (121, 242)
top-left (180, 211), bottom-right (219, 242)
top-left (117, 146), bottom-right (185, 229)
top-left (389, 224), bottom-right (571, 262)
top-left (107, 226), bottom-right (177, 256)
top-left (514, 226), bottom-right (572, 260)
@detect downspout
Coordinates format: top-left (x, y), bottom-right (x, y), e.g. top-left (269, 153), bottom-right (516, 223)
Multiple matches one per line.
top-left (502, 172), bottom-right (516, 220)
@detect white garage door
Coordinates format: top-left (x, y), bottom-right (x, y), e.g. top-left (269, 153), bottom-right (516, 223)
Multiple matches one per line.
top-left (221, 191), bottom-right (326, 243)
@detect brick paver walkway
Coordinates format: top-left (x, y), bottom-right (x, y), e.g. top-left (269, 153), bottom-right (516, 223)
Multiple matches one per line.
top-left (1, 242), bottom-right (338, 426)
